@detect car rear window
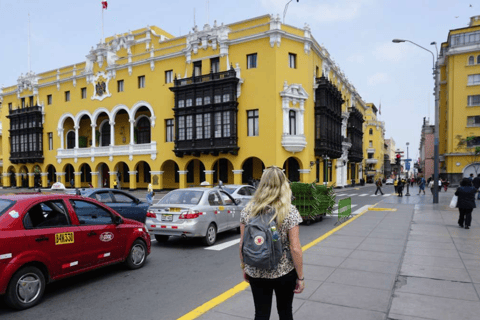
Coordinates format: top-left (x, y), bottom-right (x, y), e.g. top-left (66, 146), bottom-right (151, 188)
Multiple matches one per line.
top-left (222, 187), bottom-right (236, 194)
top-left (159, 191), bottom-right (204, 205)
top-left (0, 200), bottom-right (16, 217)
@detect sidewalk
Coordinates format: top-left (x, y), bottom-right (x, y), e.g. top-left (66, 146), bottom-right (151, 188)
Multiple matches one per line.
top-left (195, 187), bottom-right (480, 320)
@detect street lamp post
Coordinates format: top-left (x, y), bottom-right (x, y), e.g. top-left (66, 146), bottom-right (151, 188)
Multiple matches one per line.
top-left (392, 39), bottom-right (439, 203)
top-left (405, 142), bottom-right (411, 196)
top-left (283, 0), bottom-right (299, 24)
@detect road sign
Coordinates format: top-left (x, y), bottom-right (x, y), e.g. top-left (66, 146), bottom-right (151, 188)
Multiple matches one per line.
top-left (406, 163), bottom-right (411, 171)
top-left (403, 159), bottom-right (412, 162)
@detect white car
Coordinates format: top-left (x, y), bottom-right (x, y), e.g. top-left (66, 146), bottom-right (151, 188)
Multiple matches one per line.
top-left (385, 178), bottom-right (394, 185)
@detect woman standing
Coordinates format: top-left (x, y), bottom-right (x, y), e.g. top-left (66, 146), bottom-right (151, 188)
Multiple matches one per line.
top-left (239, 166), bottom-right (304, 320)
top-left (455, 178), bottom-right (476, 229)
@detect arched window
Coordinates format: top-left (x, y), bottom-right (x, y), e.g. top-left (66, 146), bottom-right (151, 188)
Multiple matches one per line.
top-left (136, 117), bottom-right (151, 144)
top-left (477, 55), bottom-right (480, 64)
top-left (289, 110), bottom-right (296, 135)
top-left (67, 131), bottom-right (75, 149)
top-left (369, 128), bottom-right (373, 135)
top-left (469, 56), bottom-right (475, 65)
top-left (100, 122), bottom-right (110, 147)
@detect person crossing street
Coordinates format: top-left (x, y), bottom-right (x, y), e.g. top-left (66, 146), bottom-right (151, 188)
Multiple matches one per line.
top-left (473, 174), bottom-right (480, 200)
top-left (375, 178), bottom-right (384, 195)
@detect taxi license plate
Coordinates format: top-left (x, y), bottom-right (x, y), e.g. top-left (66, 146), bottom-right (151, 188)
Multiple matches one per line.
top-left (162, 214), bottom-right (173, 221)
top-left (169, 208), bottom-right (181, 212)
top-left (55, 232), bottom-right (74, 245)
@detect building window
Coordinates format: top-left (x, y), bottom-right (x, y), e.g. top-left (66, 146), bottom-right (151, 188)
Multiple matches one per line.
top-left (247, 110), bottom-right (259, 136)
top-left (215, 112), bottom-right (222, 138)
top-left (117, 80), bottom-right (124, 92)
top-left (468, 74), bottom-right (480, 86)
top-left (178, 100), bottom-right (185, 108)
top-left (29, 96), bottom-right (34, 107)
top-left (186, 115), bottom-right (193, 140)
top-left (478, 55), bottom-right (480, 64)
top-left (196, 97), bottom-right (202, 106)
top-left (369, 140), bottom-right (373, 148)
top-left (196, 114), bottom-right (203, 139)
top-left (468, 95), bottom-right (480, 106)
top-left (136, 117), bottom-right (151, 144)
top-left (247, 53), bottom-right (257, 69)
top-left (21, 98), bottom-right (25, 108)
top-left (467, 116), bottom-right (480, 127)
top-left (289, 110), bottom-right (296, 135)
top-left (186, 98), bottom-right (193, 107)
top-left (210, 57), bottom-right (219, 73)
top-left (469, 56), bottom-right (475, 65)
top-left (8, 102), bottom-right (12, 109)
top-left (204, 114), bottom-right (211, 139)
top-left (193, 61), bottom-right (202, 76)
top-left (204, 96), bottom-right (211, 104)
top-left (166, 119), bottom-right (174, 142)
top-left (138, 75), bottom-right (145, 88)
top-left (165, 70), bottom-right (173, 83)
top-left (67, 131), bottom-right (75, 149)
top-left (369, 128), bottom-right (373, 135)
top-left (223, 94), bottom-right (230, 102)
top-left (46, 95), bottom-right (52, 105)
top-left (289, 53), bottom-right (297, 69)
top-left (178, 116), bottom-right (185, 141)
top-left (48, 132), bottom-right (53, 150)
top-left (214, 95), bottom-right (221, 103)
top-left (65, 91), bottom-right (70, 102)
top-left (467, 136), bottom-right (480, 147)
top-left (100, 122), bottom-right (110, 146)
top-left (223, 112), bottom-right (231, 137)
top-left (81, 87), bottom-right (87, 99)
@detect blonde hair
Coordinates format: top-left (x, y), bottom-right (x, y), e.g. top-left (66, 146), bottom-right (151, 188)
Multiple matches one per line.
top-left (246, 166), bottom-right (292, 226)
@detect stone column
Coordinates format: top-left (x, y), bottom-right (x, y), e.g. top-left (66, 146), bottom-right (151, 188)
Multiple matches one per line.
top-left (2, 173), bottom-right (10, 188)
top-left (204, 170), bottom-right (215, 186)
top-left (56, 172), bottom-right (66, 185)
top-left (128, 171), bottom-right (137, 190)
top-left (298, 169), bottom-right (311, 184)
top-left (129, 119), bottom-right (135, 145)
top-left (178, 170), bottom-right (188, 189)
top-left (232, 169), bottom-right (244, 185)
top-left (74, 171), bottom-right (82, 188)
top-left (74, 125), bottom-right (79, 149)
top-left (110, 121), bottom-right (115, 146)
top-left (91, 123), bottom-right (97, 148)
top-left (59, 128), bottom-right (65, 149)
top-left (41, 172), bottom-right (48, 188)
top-left (91, 172), bottom-right (99, 188)
top-left (28, 173), bottom-right (35, 188)
top-left (15, 173), bottom-right (22, 188)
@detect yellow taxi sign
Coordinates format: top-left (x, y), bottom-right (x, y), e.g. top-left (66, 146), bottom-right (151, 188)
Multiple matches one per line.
top-left (55, 232), bottom-right (74, 245)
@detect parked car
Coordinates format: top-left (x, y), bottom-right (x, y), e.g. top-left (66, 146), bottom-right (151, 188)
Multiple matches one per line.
top-left (385, 178), bottom-right (394, 185)
top-left (0, 194), bottom-right (151, 310)
top-left (220, 184), bottom-right (256, 202)
top-left (66, 188), bottom-right (149, 223)
top-left (146, 187), bottom-right (245, 246)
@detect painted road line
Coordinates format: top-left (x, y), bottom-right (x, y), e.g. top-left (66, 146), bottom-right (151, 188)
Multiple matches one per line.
top-left (333, 203), bottom-right (338, 208)
top-left (358, 194), bottom-right (368, 197)
top-left (178, 203), bottom-right (377, 320)
top-left (353, 205), bottom-right (372, 214)
top-left (348, 193), bottom-right (358, 196)
top-left (204, 239), bottom-right (241, 251)
top-left (332, 204), bottom-right (357, 215)
top-left (336, 194), bottom-right (347, 197)
top-left (383, 194), bottom-right (391, 197)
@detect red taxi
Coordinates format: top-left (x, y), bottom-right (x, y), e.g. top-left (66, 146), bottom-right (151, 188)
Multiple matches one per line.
top-left (0, 194), bottom-right (151, 310)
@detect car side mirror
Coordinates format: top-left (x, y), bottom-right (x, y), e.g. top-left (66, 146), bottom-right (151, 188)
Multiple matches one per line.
top-left (113, 215), bottom-right (123, 225)
top-left (235, 199), bottom-right (241, 205)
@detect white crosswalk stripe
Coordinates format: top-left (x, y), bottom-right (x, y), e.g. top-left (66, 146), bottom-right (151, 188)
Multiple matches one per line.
top-left (348, 194), bottom-right (357, 196)
top-left (204, 239), bottom-right (241, 251)
top-left (383, 194), bottom-right (391, 197)
top-left (332, 204), bottom-right (358, 215)
top-left (370, 194), bottom-right (380, 197)
top-left (353, 205), bottom-right (373, 214)
top-left (336, 194), bottom-right (347, 197)
top-left (358, 194), bottom-right (368, 197)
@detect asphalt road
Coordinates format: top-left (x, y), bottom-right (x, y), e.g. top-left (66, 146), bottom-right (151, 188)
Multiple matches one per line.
top-left (0, 184), bottom-right (388, 319)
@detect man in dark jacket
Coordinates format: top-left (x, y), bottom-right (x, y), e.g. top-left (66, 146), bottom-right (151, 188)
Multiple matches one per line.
top-left (455, 178), bottom-right (477, 229)
top-left (472, 174), bottom-right (480, 200)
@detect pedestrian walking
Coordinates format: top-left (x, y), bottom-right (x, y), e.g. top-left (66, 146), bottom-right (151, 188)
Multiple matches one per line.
top-left (239, 166), bottom-right (304, 320)
top-left (428, 179), bottom-right (434, 195)
top-left (418, 176), bottom-right (426, 195)
top-left (443, 179), bottom-right (449, 192)
top-left (394, 179), bottom-right (398, 194)
top-left (375, 178), bottom-right (384, 195)
top-left (469, 173), bottom-right (474, 181)
top-left (473, 174), bottom-right (480, 200)
top-left (398, 179), bottom-right (404, 197)
top-left (455, 178), bottom-right (477, 229)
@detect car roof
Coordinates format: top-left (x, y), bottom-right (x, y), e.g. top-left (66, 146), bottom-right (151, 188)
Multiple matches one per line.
top-left (172, 188), bottom-right (212, 192)
top-left (0, 193), bottom-right (81, 201)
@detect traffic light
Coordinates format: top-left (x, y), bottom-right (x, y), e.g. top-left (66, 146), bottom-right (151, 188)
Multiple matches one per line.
top-left (396, 154), bottom-right (401, 165)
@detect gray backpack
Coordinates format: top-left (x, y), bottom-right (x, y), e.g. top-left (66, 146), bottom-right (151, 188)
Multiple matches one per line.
top-left (242, 208), bottom-right (283, 270)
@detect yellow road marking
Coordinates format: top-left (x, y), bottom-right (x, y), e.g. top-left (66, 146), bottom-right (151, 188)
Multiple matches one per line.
top-left (177, 202), bottom-right (379, 320)
top-left (369, 208), bottom-right (397, 211)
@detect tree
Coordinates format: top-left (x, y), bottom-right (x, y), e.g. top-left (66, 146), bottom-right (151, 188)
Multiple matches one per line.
top-left (455, 135), bottom-right (480, 175)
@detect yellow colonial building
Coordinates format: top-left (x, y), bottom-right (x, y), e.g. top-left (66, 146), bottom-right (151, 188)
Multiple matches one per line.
top-left (438, 15), bottom-right (480, 184)
top-left (0, 15), bottom-right (369, 190)
top-left (363, 103), bottom-right (385, 182)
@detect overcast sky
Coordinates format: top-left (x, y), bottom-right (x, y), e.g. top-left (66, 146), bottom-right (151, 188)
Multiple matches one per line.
top-left (0, 0), bottom-right (477, 160)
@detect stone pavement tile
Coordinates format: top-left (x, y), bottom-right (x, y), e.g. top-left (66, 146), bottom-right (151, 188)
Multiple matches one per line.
top-left (475, 283), bottom-right (480, 295)
top-left (319, 234), bottom-right (366, 244)
top-left (303, 253), bottom-right (346, 268)
top-left (388, 313), bottom-right (447, 319)
top-left (308, 246), bottom-right (353, 258)
top-left (400, 263), bottom-right (470, 282)
top-left (338, 257), bottom-right (399, 274)
top-left (459, 251), bottom-right (480, 260)
top-left (362, 237), bottom-right (406, 247)
top-left (466, 267), bottom-right (480, 284)
top-left (294, 279), bottom-right (323, 300)
top-left (197, 311), bottom-right (251, 320)
top-left (406, 240), bottom-right (456, 250)
top-left (389, 292), bottom-right (480, 320)
top-left (293, 300), bottom-right (385, 320)
top-left (408, 234), bottom-right (453, 243)
top-left (310, 282), bottom-right (391, 312)
top-left (463, 259), bottom-right (480, 269)
top-left (395, 276), bottom-right (479, 301)
top-left (319, 239), bottom-right (361, 250)
top-left (402, 254), bottom-right (465, 269)
top-left (449, 227), bottom-right (480, 239)
top-left (349, 250), bottom-right (402, 263)
top-left (304, 264), bottom-right (336, 281)
top-left (405, 246), bottom-right (460, 258)
top-left (367, 231), bottom-right (408, 240)
top-left (335, 229), bottom-right (376, 237)
top-left (356, 243), bottom-right (405, 254)
top-left (325, 268), bottom-right (396, 290)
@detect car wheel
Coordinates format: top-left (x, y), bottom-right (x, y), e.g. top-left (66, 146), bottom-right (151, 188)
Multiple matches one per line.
top-left (154, 235), bottom-right (169, 242)
top-left (203, 223), bottom-right (217, 246)
top-left (125, 239), bottom-right (147, 270)
top-left (5, 266), bottom-right (46, 310)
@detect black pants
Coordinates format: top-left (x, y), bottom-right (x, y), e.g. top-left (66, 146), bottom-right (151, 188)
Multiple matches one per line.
top-left (249, 269), bottom-right (297, 320)
top-left (398, 187), bottom-right (403, 197)
top-left (458, 208), bottom-right (473, 227)
top-left (375, 186), bottom-right (384, 195)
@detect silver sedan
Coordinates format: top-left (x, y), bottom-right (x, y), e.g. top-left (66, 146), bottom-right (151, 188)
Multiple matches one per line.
top-left (146, 187), bottom-right (246, 246)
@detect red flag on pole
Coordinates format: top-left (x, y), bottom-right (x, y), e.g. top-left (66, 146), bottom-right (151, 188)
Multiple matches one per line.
top-left (102, 1), bottom-right (108, 9)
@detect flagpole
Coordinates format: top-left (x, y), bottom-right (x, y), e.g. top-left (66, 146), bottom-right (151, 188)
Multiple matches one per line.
top-left (102, 4), bottom-right (104, 43)
top-left (28, 13), bottom-right (31, 72)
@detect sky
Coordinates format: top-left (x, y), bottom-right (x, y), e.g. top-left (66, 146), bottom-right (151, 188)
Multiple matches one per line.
top-left (0, 0), bottom-right (478, 161)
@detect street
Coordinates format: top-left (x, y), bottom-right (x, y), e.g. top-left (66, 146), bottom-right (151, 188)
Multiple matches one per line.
top-left (0, 185), bottom-right (385, 319)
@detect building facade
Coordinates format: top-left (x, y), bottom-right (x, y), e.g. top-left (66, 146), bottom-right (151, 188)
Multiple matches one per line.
top-left (419, 117), bottom-right (435, 179)
top-left (0, 15), bottom-right (369, 190)
top-left (363, 103), bottom-right (385, 182)
top-left (438, 15), bottom-right (480, 184)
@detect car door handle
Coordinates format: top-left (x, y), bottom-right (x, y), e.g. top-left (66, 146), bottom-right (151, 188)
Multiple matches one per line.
top-left (87, 231), bottom-right (97, 237)
top-left (35, 236), bottom-right (49, 242)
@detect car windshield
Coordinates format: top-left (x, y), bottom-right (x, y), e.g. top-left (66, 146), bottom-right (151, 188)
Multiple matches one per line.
top-left (0, 199), bottom-right (16, 217)
top-left (221, 187), bottom-right (236, 194)
top-left (158, 190), bottom-right (204, 205)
